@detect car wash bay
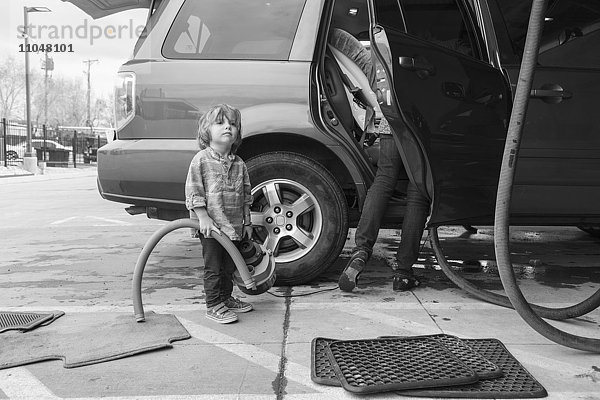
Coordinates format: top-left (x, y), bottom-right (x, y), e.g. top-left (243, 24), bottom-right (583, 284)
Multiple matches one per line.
top-left (0, 171), bottom-right (598, 399)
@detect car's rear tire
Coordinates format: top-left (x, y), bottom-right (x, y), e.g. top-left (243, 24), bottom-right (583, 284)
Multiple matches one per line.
top-left (246, 152), bottom-right (348, 285)
top-left (6, 150), bottom-right (18, 160)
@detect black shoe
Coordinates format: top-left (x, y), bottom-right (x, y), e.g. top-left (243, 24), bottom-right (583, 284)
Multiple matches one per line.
top-left (338, 250), bottom-right (368, 292)
top-left (392, 273), bottom-right (421, 291)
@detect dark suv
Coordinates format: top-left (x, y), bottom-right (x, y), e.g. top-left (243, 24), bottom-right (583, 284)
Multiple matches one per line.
top-left (68, 0), bottom-right (600, 284)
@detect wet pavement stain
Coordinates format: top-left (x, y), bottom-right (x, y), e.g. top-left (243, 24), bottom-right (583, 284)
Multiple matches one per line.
top-left (575, 366), bottom-right (600, 383)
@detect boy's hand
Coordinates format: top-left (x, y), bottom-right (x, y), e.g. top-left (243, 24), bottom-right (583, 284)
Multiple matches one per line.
top-left (198, 215), bottom-right (218, 238)
top-left (243, 224), bottom-right (253, 239)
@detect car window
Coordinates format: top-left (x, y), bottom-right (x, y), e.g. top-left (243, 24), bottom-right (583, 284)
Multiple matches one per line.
top-left (539, 0), bottom-right (600, 68)
top-left (498, 0), bottom-right (600, 68)
top-left (134, 0), bottom-right (168, 55)
top-left (163, 0), bottom-right (306, 60)
top-left (373, 0), bottom-right (406, 32)
top-left (398, 0), bottom-right (480, 59)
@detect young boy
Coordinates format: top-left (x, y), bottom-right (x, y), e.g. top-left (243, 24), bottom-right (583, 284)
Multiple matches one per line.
top-left (185, 104), bottom-right (253, 324)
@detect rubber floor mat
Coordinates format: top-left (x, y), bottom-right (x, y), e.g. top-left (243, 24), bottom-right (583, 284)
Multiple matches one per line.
top-left (325, 337), bottom-right (479, 394)
top-left (311, 337), bottom-right (339, 386)
top-left (311, 335), bottom-right (501, 387)
top-left (380, 334), bottom-right (503, 380)
top-left (0, 311), bottom-right (64, 333)
top-left (401, 338), bottom-right (547, 398)
top-left (427, 335), bottom-right (502, 379)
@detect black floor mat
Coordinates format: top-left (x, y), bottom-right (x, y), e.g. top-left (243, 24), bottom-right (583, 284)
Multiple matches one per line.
top-left (311, 337), bottom-right (339, 386)
top-left (380, 334), bottom-right (503, 380)
top-left (325, 337), bottom-right (479, 394)
top-left (400, 338), bottom-right (547, 398)
top-left (427, 335), bottom-right (503, 379)
top-left (0, 311), bottom-right (64, 333)
top-left (311, 334), bottom-right (502, 387)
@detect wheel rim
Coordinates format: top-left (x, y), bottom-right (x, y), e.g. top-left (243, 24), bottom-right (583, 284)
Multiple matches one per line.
top-left (7, 151), bottom-right (18, 160)
top-left (250, 179), bottom-right (323, 263)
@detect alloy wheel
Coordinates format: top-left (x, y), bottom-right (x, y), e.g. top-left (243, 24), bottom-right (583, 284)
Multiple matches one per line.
top-left (250, 179), bottom-right (323, 263)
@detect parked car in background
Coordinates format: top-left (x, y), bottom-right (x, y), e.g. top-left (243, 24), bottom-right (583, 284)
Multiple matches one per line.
top-left (66, 0), bottom-right (600, 284)
top-left (83, 146), bottom-right (98, 164)
top-left (5, 139), bottom-right (72, 160)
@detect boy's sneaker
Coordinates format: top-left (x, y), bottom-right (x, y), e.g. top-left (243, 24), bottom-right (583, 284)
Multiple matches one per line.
top-left (223, 297), bottom-right (253, 313)
top-left (338, 249), bottom-right (368, 292)
top-left (206, 303), bottom-right (238, 324)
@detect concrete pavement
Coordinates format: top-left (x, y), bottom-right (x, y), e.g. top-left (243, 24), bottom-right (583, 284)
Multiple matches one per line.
top-left (1, 168), bottom-right (599, 399)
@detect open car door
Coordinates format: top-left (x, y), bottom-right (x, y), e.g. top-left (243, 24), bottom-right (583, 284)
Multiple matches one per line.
top-left (61, 0), bottom-right (151, 19)
top-left (369, 0), bottom-right (511, 226)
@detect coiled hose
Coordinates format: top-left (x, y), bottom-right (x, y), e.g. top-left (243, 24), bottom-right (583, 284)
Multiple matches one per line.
top-left (431, 228), bottom-right (600, 320)
top-left (132, 218), bottom-right (256, 322)
top-left (432, 0), bottom-right (600, 351)
top-left (493, 0), bottom-right (600, 352)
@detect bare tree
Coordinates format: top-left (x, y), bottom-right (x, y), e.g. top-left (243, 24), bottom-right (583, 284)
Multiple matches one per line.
top-left (93, 95), bottom-right (115, 128)
top-left (0, 57), bottom-right (26, 120)
top-left (2, 56), bottom-right (113, 127)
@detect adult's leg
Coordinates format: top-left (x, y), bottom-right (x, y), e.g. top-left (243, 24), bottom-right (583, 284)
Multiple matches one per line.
top-left (353, 134), bottom-right (403, 256)
top-left (340, 132), bottom-right (402, 292)
top-left (392, 182), bottom-right (429, 290)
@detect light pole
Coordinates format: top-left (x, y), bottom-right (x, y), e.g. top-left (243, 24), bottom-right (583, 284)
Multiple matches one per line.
top-left (23, 6), bottom-right (51, 173)
top-left (83, 59), bottom-right (99, 138)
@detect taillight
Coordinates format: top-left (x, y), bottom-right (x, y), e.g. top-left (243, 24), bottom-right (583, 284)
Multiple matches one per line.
top-left (114, 72), bottom-right (136, 131)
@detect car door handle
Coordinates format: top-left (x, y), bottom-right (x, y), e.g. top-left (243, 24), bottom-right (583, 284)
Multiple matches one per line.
top-left (529, 83), bottom-right (572, 103)
top-left (398, 56), bottom-right (436, 77)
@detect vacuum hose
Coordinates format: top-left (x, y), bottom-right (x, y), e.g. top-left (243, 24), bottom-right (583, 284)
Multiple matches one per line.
top-left (432, 0), bottom-right (600, 352)
top-left (493, 0), bottom-right (600, 352)
top-left (132, 218), bottom-right (263, 322)
top-left (431, 228), bottom-right (600, 320)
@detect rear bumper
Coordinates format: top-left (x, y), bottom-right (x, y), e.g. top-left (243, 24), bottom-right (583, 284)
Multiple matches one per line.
top-left (97, 138), bottom-right (195, 210)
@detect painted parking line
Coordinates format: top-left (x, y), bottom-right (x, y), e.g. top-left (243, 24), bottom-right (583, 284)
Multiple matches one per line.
top-left (50, 216), bottom-right (133, 227)
top-left (0, 367), bottom-right (59, 399)
top-left (0, 305), bottom-right (596, 400)
top-left (177, 318), bottom-right (339, 396)
top-left (179, 316), bottom-right (403, 400)
top-left (49, 217), bottom-right (78, 225)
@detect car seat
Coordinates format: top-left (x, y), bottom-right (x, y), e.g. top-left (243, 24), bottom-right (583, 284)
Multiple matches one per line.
top-left (326, 28), bottom-right (382, 166)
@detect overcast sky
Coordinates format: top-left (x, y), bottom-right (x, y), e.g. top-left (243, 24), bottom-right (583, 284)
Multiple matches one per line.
top-left (0, 0), bottom-right (147, 97)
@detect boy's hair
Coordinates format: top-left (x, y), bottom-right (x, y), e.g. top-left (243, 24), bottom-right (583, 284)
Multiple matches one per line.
top-left (197, 104), bottom-right (243, 154)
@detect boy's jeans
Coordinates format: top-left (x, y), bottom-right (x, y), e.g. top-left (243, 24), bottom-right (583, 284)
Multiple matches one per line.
top-left (200, 236), bottom-right (239, 308)
top-left (353, 135), bottom-right (429, 273)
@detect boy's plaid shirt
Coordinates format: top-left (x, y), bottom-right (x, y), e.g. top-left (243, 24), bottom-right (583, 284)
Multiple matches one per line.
top-left (185, 147), bottom-right (253, 240)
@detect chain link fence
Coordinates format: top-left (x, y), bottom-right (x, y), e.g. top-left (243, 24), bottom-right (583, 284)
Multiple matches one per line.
top-left (1, 118), bottom-right (111, 168)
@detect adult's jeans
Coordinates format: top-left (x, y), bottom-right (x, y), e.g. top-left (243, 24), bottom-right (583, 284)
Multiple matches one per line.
top-left (395, 183), bottom-right (429, 273)
top-left (200, 236), bottom-right (238, 308)
top-left (354, 135), bottom-right (402, 255)
top-left (353, 135), bottom-right (430, 273)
